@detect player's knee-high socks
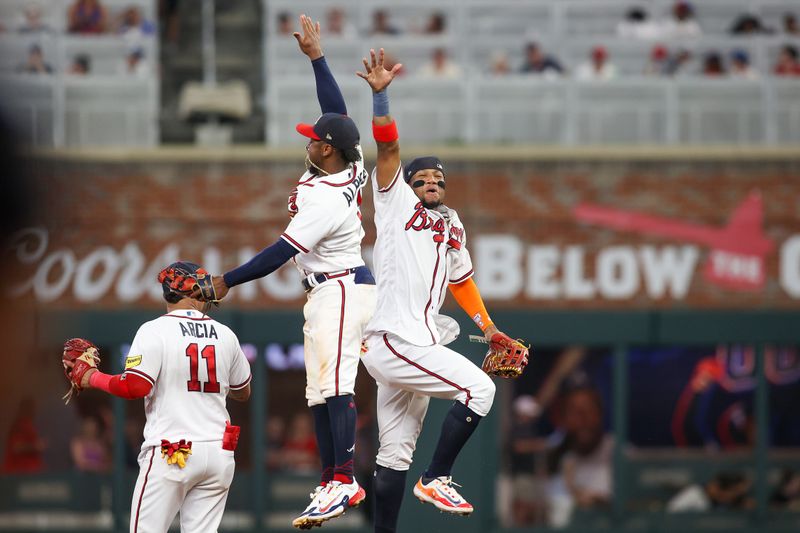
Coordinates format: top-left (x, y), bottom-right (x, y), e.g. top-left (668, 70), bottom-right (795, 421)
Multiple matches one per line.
top-left (374, 465), bottom-right (407, 533)
top-left (310, 404), bottom-right (335, 484)
top-left (423, 401), bottom-right (482, 480)
top-left (326, 394), bottom-right (357, 483)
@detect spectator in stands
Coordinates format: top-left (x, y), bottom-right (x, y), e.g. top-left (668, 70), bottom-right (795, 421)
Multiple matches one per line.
top-left (644, 44), bottom-right (670, 76)
top-left (423, 11), bottom-right (447, 34)
top-left (370, 9), bottom-right (400, 36)
top-left (520, 42), bottom-right (564, 78)
top-left (159, 0), bottom-right (181, 46)
top-left (668, 471), bottom-right (753, 512)
top-left (69, 53), bottom-right (91, 75)
top-left (282, 412), bottom-right (319, 473)
top-left (702, 51), bottom-right (726, 77)
top-left (17, 45), bottom-right (53, 75)
top-left (276, 11), bottom-right (292, 36)
top-left (116, 6), bottom-right (155, 41)
top-left (68, 0), bottom-right (108, 34)
top-left (616, 7), bottom-right (662, 40)
top-left (664, 48), bottom-right (692, 76)
top-left (508, 395), bottom-right (548, 526)
top-left (417, 47), bottom-right (463, 79)
top-left (265, 416), bottom-right (286, 471)
top-left (771, 468), bottom-right (800, 508)
top-left (2, 397), bottom-right (45, 473)
top-left (661, 1), bottom-right (701, 39)
top-left (70, 415), bottom-right (110, 472)
top-left (122, 46), bottom-right (148, 77)
top-left (489, 51), bottom-right (511, 76)
top-left (382, 51), bottom-right (404, 77)
top-left (784, 14), bottom-right (799, 35)
top-left (774, 45), bottom-right (800, 76)
top-left (326, 7), bottom-right (356, 38)
top-left (546, 386), bottom-right (613, 526)
top-left (574, 46), bottom-right (617, 81)
top-left (729, 49), bottom-right (759, 79)
top-left (730, 13), bottom-right (773, 35)
top-left (17, 4), bottom-right (51, 34)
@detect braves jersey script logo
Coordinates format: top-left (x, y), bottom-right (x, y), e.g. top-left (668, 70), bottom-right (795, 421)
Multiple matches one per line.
top-left (405, 202), bottom-right (445, 243)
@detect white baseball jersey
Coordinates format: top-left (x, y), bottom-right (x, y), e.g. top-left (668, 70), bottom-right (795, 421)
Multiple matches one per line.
top-left (283, 146), bottom-right (369, 275)
top-left (123, 309), bottom-right (251, 448)
top-left (366, 165), bottom-right (474, 346)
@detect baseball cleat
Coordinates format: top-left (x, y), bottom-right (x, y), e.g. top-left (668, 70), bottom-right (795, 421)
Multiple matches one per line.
top-left (413, 476), bottom-right (474, 515)
top-left (292, 484), bottom-right (327, 529)
top-left (303, 479), bottom-right (366, 526)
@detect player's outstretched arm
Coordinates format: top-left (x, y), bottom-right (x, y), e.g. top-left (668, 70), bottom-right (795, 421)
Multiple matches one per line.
top-left (357, 48), bottom-right (403, 189)
top-left (293, 14), bottom-right (346, 115)
top-left (449, 278), bottom-right (496, 337)
top-left (190, 239), bottom-right (299, 301)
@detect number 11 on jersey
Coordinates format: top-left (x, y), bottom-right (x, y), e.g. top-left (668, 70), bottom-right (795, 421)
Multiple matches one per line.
top-left (186, 343), bottom-right (220, 393)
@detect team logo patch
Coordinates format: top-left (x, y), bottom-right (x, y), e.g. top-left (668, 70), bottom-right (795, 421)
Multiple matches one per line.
top-left (125, 355), bottom-right (143, 369)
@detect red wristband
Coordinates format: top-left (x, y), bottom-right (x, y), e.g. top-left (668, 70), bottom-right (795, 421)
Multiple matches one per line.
top-left (373, 120), bottom-right (398, 142)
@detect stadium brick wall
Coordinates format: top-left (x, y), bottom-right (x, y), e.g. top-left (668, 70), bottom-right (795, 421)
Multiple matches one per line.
top-left (14, 156), bottom-right (800, 309)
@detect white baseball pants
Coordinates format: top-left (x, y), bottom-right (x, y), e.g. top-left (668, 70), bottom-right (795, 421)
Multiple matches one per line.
top-left (361, 331), bottom-right (496, 471)
top-left (303, 279), bottom-right (376, 406)
top-left (129, 441), bottom-right (235, 533)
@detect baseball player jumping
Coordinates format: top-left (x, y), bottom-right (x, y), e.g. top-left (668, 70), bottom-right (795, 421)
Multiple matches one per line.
top-left (62, 261), bottom-right (251, 533)
top-left (356, 49), bottom-right (528, 532)
top-left (192, 15), bottom-right (376, 529)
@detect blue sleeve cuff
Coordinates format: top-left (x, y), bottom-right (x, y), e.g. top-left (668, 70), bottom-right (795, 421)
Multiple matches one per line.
top-left (223, 239), bottom-right (299, 288)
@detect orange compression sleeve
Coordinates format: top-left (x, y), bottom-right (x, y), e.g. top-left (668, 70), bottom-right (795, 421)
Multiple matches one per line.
top-left (448, 277), bottom-right (494, 332)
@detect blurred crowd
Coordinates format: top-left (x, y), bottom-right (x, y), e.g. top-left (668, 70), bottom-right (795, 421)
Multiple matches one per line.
top-left (274, 2), bottom-right (800, 80)
top-left (2, 0), bottom-right (155, 78)
top-left (503, 345), bottom-right (800, 528)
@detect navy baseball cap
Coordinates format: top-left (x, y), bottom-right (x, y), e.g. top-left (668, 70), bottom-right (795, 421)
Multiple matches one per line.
top-left (404, 156), bottom-right (445, 183)
top-left (296, 113), bottom-right (360, 151)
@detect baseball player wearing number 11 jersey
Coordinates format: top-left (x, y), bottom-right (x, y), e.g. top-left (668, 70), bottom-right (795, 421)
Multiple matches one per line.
top-left (64, 261), bottom-right (251, 533)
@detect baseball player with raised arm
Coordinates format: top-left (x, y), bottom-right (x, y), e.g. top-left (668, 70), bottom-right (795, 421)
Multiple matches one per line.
top-left (61, 261), bottom-right (251, 533)
top-left (191, 15), bottom-right (375, 529)
top-left (356, 49), bottom-right (529, 532)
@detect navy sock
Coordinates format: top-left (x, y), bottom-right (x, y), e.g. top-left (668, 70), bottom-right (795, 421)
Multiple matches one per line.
top-left (310, 404), bottom-right (335, 484)
top-left (374, 465), bottom-right (407, 533)
top-left (326, 394), bottom-right (357, 483)
top-left (423, 402), bottom-right (482, 481)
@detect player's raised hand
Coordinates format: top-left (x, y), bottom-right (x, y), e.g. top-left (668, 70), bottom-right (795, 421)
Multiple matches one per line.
top-left (293, 14), bottom-right (323, 61)
top-left (357, 48), bottom-right (402, 93)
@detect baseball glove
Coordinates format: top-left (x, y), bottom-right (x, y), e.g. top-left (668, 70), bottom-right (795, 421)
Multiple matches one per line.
top-left (193, 271), bottom-right (219, 303)
top-left (158, 266), bottom-right (219, 303)
top-left (62, 338), bottom-right (101, 404)
top-left (481, 332), bottom-right (529, 378)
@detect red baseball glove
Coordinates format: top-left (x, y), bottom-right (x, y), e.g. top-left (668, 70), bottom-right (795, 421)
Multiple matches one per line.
top-left (62, 338), bottom-right (101, 404)
top-left (481, 332), bottom-right (530, 379)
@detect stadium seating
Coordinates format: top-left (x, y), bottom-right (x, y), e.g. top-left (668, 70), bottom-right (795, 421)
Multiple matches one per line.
top-left (263, 0), bottom-right (800, 146)
top-left (0, 0), bottom-right (158, 147)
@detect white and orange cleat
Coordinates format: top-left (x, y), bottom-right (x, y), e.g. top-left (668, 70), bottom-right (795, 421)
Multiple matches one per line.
top-left (413, 476), bottom-right (474, 515)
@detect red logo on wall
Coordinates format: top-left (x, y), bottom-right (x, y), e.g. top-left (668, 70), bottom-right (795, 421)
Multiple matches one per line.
top-left (573, 191), bottom-right (775, 291)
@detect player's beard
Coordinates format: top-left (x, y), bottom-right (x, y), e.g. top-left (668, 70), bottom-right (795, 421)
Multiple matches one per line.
top-left (422, 199), bottom-right (441, 209)
top-left (305, 154), bottom-right (329, 176)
